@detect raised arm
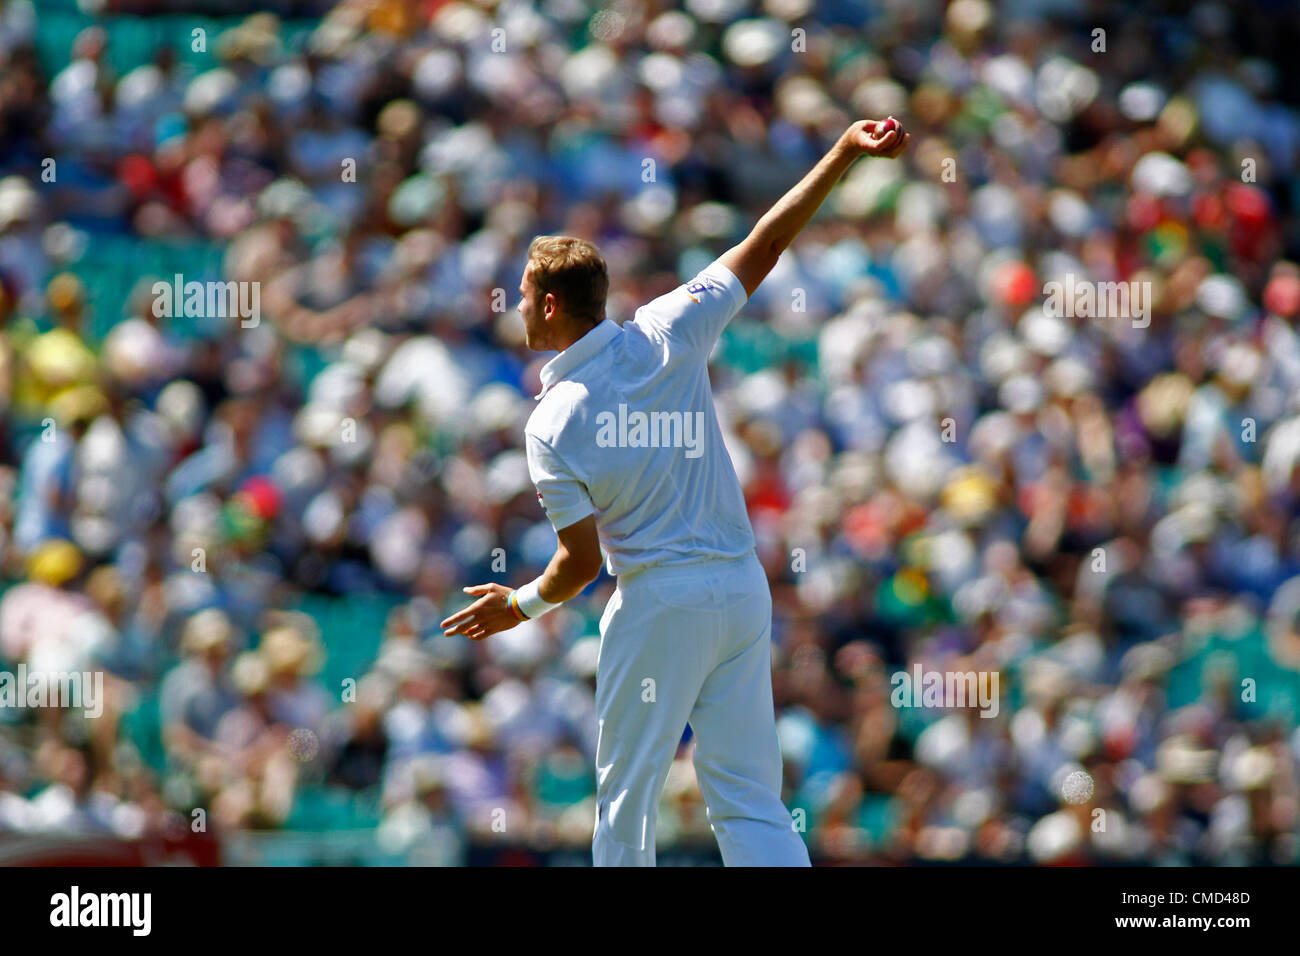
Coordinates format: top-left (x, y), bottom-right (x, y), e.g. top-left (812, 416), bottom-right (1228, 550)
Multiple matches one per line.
top-left (719, 118), bottom-right (910, 298)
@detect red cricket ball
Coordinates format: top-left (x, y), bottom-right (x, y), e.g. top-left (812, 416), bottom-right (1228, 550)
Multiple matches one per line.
top-left (875, 117), bottom-right (900, 138)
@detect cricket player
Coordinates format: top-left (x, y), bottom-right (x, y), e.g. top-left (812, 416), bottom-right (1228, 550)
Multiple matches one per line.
top-left (441, 118), bottom-right (910, 866)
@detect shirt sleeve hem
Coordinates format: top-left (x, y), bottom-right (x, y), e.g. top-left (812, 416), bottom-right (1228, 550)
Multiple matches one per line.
top-left (707, 261), bottom-right (749, 309)
top-left (547, 501), bottom-right (596, 533)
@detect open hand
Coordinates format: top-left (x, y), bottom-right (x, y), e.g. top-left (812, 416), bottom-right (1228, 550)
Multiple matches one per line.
top-left (440, 583), bottom-right (521, 640)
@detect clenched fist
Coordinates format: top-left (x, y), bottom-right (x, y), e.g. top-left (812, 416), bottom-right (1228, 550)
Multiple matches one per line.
top-left (843, 117), bottom-right (910, 159)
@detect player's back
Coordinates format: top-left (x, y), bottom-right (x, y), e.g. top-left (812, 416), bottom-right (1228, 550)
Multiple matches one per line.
top-left (524, 260), bottom-right (754, 577)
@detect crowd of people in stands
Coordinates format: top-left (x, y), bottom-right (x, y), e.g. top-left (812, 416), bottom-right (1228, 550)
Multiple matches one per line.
top-left (1, 0), bottom-right (1299, 863)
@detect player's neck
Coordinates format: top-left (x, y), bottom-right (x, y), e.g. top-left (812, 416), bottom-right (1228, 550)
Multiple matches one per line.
top-left (552, 317), bottom-right (604, 352)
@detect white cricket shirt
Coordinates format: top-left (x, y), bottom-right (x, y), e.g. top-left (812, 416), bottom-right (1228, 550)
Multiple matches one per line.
top-left (524, 259), bottom-right (756, 578)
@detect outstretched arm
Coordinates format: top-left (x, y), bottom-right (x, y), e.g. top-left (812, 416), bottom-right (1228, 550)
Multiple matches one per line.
top-left (719, 118), bottom-right (910, 298)
top-left (440, 514), bottom-right (602, 641)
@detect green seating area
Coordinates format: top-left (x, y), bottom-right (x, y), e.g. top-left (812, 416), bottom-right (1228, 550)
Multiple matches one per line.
top-left (285, 783), bottom-right (383, 831)
top-left (121, 687), bottom-right (167, 773)
top-left (294, 592), bottom-right (401, 698)
top-left (718, 319), bottom-right (820, 376)
top-left (66, 235), bottom-right (226, 342)
top-left (221, 825), bottom-right (404, 866)
top-left (38, 11), bottom-right (227, 77)
top-left (35, 7), bottom-right (318, 80)
top-left (115, 593), bottom-right (398, 816)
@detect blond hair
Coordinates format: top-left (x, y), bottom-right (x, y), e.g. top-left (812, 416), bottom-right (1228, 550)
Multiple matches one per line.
top-left (526, 235), bottom-right (608, 324)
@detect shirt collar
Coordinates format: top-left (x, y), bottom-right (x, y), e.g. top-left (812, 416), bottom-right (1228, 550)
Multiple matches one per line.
top-left (535, 318), bottom-right (621, 399)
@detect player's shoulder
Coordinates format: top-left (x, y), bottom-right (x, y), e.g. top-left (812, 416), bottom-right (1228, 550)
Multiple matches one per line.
top-left (525, 380), bottom-right (595, 448)
top-left (630, 260), bottom-right (745, 326)
top-left (631, 279), bottom-right (693, 324)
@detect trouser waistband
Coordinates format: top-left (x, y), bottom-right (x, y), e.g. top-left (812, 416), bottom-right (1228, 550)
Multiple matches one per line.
top-left (615, 551), bottom-right (758, 590)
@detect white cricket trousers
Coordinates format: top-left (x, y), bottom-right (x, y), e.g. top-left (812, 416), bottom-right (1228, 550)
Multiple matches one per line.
top-left (591, 551), bottom-right (811, 867)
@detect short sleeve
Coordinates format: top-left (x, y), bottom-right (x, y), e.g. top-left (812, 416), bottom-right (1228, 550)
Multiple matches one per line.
top-left (525, 431), bottom-right (595, 532)
top-left (629, 259), bottom-right (747, 360)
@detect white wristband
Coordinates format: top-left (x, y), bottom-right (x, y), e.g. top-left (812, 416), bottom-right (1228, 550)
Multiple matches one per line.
top-left (515, 578), bottom-right (560, 619)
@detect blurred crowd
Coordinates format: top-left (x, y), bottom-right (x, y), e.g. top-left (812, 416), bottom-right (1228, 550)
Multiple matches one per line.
top-left (1, 0), bottom-right (1300, 865)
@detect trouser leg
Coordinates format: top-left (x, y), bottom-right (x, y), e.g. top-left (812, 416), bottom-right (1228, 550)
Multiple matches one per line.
top-left (591, 588), bottom-right (714, 866)
top-left (688, 562), bottom-right (810, 866)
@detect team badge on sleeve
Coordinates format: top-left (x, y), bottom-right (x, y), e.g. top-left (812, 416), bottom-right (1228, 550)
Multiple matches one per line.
top-left (685, 275), bottom-right (721, 303)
